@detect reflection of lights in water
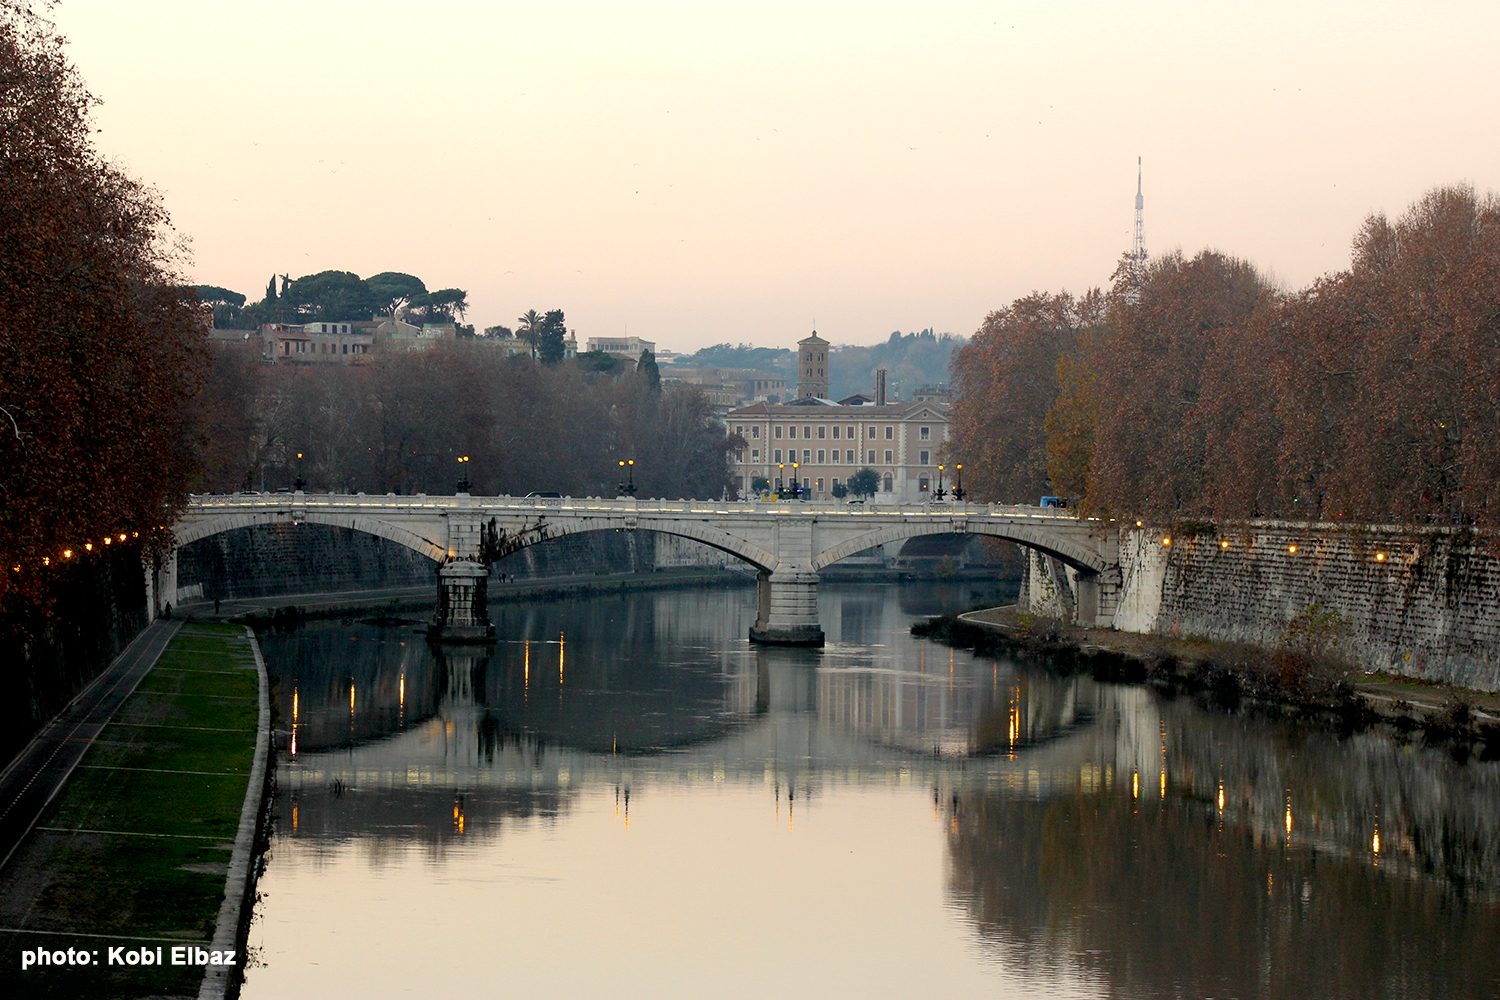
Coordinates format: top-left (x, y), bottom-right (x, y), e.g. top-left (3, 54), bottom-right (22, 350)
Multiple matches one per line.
top-left (1373, 830), bottom-right (1381, 854)
top-left (524, 640), bottom-right (530, 695)
top-left (1285, 794), bottom-right (1294, 837)
top-left (559, 631), bottom-right (565, 684)
top-left (1218, 782), bottom-right (1224, 813)
top-left (292, 689), bottom-right (298, 723)
top-left (292, 800), bottom-right (298, 832)
top-left (1268, 873), bottom-right (1274, 895)
top-left (1132, 771), bottom-right (1139, 799)
top-left (398, 672), bottom-right (404, 726)
top-left (1160, 770), bottom-right (1166, 799)
top-left (290, 687), bottom-right (299, 757)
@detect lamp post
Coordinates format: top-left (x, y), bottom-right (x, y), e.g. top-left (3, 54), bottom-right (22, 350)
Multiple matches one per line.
top-left (953, 463), bottom-right (965, 502)
top-left (934, 464), bottom-right (946, 501)
top-left (456, 455), bottom-right (471, 494)
top-left (792, 462), bottom-right (801, 501)
top-left (294, 452), bottom-right (306, 492)
top-left (777, 463), bottom-right (786, 499)
top-left (617, 459), bottom-right (636, 497)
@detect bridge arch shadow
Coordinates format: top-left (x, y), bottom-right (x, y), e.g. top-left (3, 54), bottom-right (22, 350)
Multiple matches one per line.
top-left (812, 520), bottom-right (1107, 574)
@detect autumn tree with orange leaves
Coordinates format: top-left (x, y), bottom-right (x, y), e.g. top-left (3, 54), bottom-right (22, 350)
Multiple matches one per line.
top-left (0, 8), bottom-right (205, 609)
top-left (951, 184), bottom-right (1500, 530)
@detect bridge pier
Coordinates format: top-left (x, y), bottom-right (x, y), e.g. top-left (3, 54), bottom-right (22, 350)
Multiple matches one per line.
top-left (430, 560), bottom-right (495, 643)
top-left (749, 570), bottom-right (824, 646)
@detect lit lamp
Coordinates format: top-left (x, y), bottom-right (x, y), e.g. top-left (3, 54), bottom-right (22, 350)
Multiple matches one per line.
top-left (953, 464), bottom-right (964, 502)
top-left (934, 464), bottom-right (946, 501)
top-left (792, 462), bottom-right (801, 500)
top-left (294, 452), bottom-right (306, 492)
top-left (456, 455), bottom-right (471, 494)
top-left (617, 459), bottom-right (636, 497)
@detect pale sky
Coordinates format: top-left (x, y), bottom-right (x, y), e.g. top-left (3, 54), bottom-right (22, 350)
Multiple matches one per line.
top-left (50, 0), bottom-right (1500, 352)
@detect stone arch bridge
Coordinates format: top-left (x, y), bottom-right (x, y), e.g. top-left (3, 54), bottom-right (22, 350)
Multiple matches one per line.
top-left (170, 495), bottom-right (1120, 644)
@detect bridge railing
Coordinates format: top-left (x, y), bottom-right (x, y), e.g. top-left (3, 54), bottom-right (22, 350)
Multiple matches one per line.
top-left (183, 493), bottom-right (1102, 523)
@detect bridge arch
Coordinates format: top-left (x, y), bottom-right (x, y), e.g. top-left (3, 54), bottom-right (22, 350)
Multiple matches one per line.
top-left (483, 515), bottom-right (777, 574)
top-left (175, 511), bottom-right (447, 563)
top-left (812, 520), bottom-right (1108, 573)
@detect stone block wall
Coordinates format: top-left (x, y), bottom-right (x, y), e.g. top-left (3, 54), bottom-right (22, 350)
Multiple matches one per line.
top-left (177, 523), bottom-right (438, 600)
top-left (1111, 522), bottom-right (1500, 691)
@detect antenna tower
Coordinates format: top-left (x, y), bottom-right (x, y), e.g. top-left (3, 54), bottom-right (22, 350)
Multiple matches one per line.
top-left (1127, 157), bottom-right (1145, 304)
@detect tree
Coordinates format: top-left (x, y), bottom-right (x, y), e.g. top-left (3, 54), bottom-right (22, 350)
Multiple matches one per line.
top-left (751, 475), bottom-right (771, 494)
top-left (366, 272), bottom-right (426, 318)
top-left (638, 349), bottom-right (661, 394)
top-left (831, 482), bottom-right (849, 499)
top-left (537, 309), bottom-right (567, 365)
top-left (950, 292), bottom-right (1083, 503)
top-left (1088, 251), bottom-right (1272, 520)
top-left (517, 309), bottom-right (543, 357)
top-left (847, 468), bottom-right (880, 499)
top-left (281, 270), bottom-right (378, 321)
top-left (0, 8), bottom-right (206, 607)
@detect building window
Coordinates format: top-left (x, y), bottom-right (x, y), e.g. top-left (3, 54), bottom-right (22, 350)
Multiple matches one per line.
top-left (788, 426), bottom-right (796, 439)
top-left (775, 426), bottom-right (783, 439)
top-left (832, 426), bottom-right (840, 439)
top-left (884, 450), bottom-right (893, 463)
top-left (803, 426), bottom-right (811, 439)
top-left (919, 450), bottom-right (929, 465)
top-left (736, 426), bottom-right (744, 435)
top-left (774, 449), bottom-right (783, 463)
top-left (818, 425), bottom-right (826, 439)
top-left (846, 450), bottom-right (854, 463)
top-left (919, 476), bottom-right (930, 492)
top-left (920, 427), bottom-right (930, 440)
top-left (867, 426), bottom-right (876, 439)
top-left (735, 451), bottom-right (744, 463)
top-left (848, 426), bottom-right (856, 440)
top-left (817, 450), bottom-right (826, 463)
top-left (885, 426), bottom-right (893, 439)
top-left (802, 449), bottom-right (811, 463)
top-left (883, 474), bottom-right (893, 492)
top-left (867, 450), bottom-right (875, 463)
top-left (752, 426), bottom-right (760, 439)
top-left (751, 449), bottom-right (760, 461)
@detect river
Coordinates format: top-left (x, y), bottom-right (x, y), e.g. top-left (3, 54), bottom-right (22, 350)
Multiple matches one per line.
top-left (242, 580), bottom-right (1500, 999)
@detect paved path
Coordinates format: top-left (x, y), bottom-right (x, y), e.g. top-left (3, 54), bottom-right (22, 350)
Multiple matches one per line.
top-left (0, 619), bottom-right (181, 870)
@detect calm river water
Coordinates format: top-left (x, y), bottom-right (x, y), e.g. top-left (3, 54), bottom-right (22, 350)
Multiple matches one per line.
top-left (243, 581), bottom-right (1500, 999)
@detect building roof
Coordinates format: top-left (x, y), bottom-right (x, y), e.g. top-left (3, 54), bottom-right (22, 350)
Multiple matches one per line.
top-left (727, 398), bottom-right (949, 419)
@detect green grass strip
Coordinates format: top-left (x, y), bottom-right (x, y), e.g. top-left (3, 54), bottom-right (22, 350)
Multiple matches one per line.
top-left (0, 623), bottom-right (259, 1000)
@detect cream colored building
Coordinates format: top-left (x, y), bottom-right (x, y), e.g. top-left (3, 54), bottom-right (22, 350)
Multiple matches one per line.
top-left (726, 397), bottom-right (953, 503)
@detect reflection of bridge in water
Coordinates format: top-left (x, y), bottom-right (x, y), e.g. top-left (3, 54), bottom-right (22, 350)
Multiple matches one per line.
top-left (279, 641), bottom-right (1173, 849)
top-left (172, 494), bottom-right (1119, 643)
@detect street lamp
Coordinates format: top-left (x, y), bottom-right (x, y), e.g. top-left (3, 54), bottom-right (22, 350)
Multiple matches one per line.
top-left (456, 455), bottom-right (471, 493)
top-left (792, 462), bottom-right (801, 501)
top-left (294, 452), bottom-right (306, 492)
top-left (934, 464), bottom-right (946, 501)
top-left (617, 459), bottom-right (637, 497)
top-left (777, 463), bottom-right (786, 498)
top-left (953, 464), bottom-right (965, 502)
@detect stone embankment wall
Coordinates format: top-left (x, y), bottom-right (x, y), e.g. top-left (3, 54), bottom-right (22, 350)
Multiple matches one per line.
top-left (1026, 522), bottom-right (1500, 692)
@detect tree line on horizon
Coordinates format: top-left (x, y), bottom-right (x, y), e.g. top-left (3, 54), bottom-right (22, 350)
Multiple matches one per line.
top-left (193, 341), bottom-right (729, 502)
top-left (199, 270), bottom-right (471, 331)
top-left (951, 184), bottom-right (1500, 530)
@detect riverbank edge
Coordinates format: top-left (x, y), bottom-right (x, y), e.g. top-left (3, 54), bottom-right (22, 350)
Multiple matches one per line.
top-left (197, 626), bottom-right (271, 1000)
top-left (917, 605), bottom-right (1500, 754)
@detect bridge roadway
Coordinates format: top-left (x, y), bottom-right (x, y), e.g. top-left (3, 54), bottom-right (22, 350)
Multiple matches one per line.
top-left (169, 494), bottom-right (1121, 645)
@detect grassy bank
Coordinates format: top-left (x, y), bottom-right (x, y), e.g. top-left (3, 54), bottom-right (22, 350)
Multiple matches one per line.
top-left (0, 624), bottom-right (264, 999)
top-left (914, 606), bottom-right (1500, 759)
